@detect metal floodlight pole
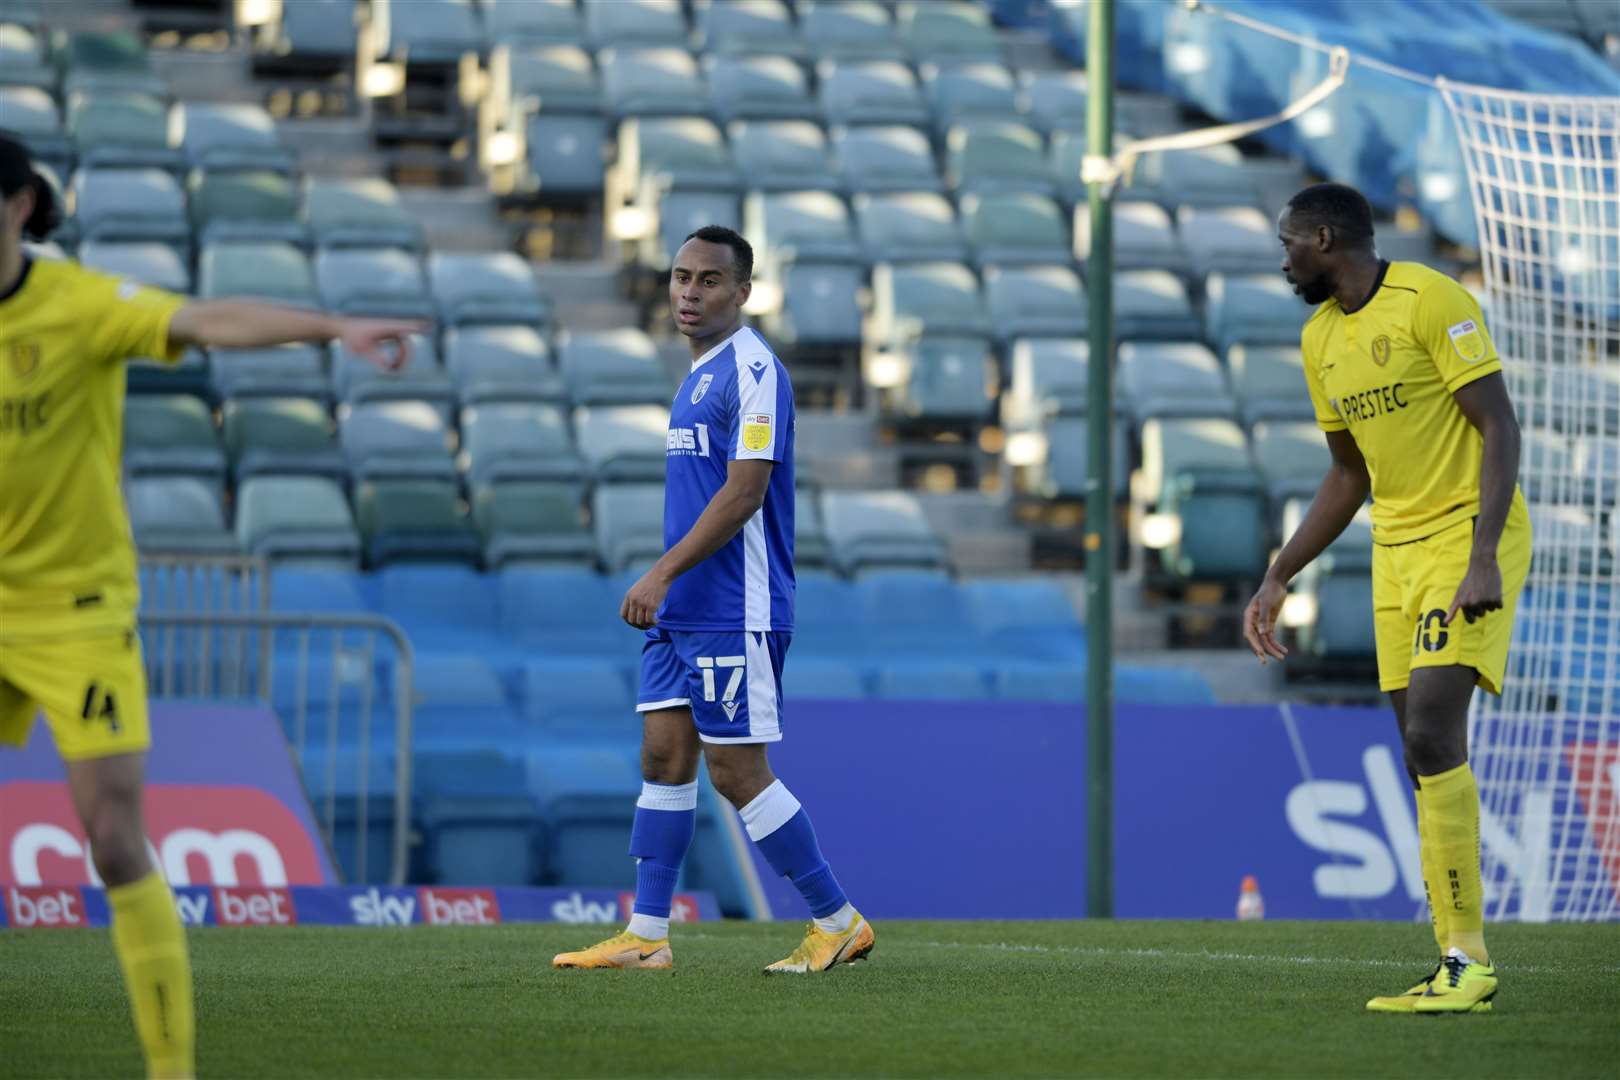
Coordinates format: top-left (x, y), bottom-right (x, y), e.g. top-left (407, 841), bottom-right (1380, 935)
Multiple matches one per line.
top-left (1084, 0), bottom-right (1116, 920)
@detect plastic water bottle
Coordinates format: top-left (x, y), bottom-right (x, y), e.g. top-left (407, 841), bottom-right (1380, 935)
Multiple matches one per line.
top-left (1236, 874), bottom-right (1265, 921)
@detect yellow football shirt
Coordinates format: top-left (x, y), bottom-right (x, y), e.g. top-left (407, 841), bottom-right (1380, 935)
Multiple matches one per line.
top-left (0, 257), bottom-right (186, 637)
top-left (1300, 260), bottom-right (1517, 545)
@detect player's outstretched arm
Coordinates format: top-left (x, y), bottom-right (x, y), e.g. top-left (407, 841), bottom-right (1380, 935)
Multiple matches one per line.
top-left (1444, 372), bottom-right (1520, 626)
top-left (168, 300), bottom-right (425, 371)
top-left (1242, 429), bottom-right (1370, 664)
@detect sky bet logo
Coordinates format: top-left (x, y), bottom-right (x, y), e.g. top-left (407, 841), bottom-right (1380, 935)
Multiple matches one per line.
top-left (4, 886), bottom-right (87, 928)
top-left (347, 887), bottom-right (502, 926)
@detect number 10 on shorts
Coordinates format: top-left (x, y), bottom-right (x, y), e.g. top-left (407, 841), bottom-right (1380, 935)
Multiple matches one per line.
top-left (696, 655), bottom-right (745, 704)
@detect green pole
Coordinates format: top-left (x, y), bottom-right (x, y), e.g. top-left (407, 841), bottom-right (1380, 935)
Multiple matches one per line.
top-left (1084, 0), bottom-right (1116, 919)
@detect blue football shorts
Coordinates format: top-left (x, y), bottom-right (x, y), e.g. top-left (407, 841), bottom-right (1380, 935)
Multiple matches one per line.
top-left (636, 627), bottom-right (791, 744)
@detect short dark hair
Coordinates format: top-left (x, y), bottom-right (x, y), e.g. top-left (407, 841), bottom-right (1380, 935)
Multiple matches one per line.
top-left (682, 225), bottom-right (753, 283)
top-left (1286, 182), bottom-right (1375, 247)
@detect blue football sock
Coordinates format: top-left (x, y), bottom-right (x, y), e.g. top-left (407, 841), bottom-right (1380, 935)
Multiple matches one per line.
top-left (628, 780), bottom-right (698, 920)
top-left (741, 780), bottom-right (849, 919)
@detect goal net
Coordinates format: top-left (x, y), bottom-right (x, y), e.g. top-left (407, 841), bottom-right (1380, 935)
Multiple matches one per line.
top-left (1440, 82), bottom-right (1619, 921)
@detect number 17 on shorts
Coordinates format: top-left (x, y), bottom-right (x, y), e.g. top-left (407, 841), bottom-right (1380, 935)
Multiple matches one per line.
top-left (636, 627), bottom-right (791, 745)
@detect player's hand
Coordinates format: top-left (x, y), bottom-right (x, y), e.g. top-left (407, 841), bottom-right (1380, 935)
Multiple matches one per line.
top-left (1242, 576), bottom-right (1289, 664)
top-left (337, 318), bottom-right (427, 373)
top-left (1445, 557), bottom-right (1502, 626)
top-left (621, 570), bottom-right (672, 630)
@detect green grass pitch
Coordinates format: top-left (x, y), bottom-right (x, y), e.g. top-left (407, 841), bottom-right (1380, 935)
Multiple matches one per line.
top-left (3, 920), bottom-right (1616, 1078)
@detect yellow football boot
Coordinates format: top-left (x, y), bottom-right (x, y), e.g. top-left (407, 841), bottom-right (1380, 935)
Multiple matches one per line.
top-left (1365, 960), bottom-right (1444, 1013)
top-left (552, 930), bottom-right (672, 970)
top-left (763, 913), bottom-right (875, 974)
top-left (1411, 952), bottom-right (1496, 1014)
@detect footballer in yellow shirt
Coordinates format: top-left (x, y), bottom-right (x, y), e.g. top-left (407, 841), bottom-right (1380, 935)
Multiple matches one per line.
top-left (0, 133), bottom-right (419, 1078)
top-left (1243, 184), bottom-right (1529, 1016)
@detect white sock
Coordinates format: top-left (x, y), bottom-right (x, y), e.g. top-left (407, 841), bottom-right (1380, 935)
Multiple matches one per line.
top-left (814, 902), bottom-right (856, 935)
top-left (627, 913), bottom-right (669, 940)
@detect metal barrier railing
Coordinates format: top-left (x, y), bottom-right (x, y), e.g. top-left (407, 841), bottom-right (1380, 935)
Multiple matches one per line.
top-left (139, 611), bottom-right (415, 886)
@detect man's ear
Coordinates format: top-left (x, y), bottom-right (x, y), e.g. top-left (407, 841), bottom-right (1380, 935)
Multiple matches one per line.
top-left (1315, 223), bottom-right (1335, 253)
top-left (736, 278), bottom-right (752, 308)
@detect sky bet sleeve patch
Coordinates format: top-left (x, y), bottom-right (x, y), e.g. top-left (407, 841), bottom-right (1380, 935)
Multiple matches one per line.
top-left (741, 413), bottom-right (773, 451)
top-left (1447, 319), bottom-right (1486, 363)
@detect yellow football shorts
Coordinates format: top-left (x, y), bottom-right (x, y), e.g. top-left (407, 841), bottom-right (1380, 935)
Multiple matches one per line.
top-left (1372, 499), bottom-right (1532, 695)
top-left (0, 625), bottom-right (152, 761)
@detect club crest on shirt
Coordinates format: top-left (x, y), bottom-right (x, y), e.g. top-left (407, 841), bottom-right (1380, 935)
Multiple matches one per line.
top-left (7, 342), bottom-right (40, 379)
top-left (1370, 335), bottom-right (1391, 366)
top-left (1447, 319), bottom-right (1486, 363)
top-left (690, 372), bottom-right (714, 404)
top-left (742, 413), bottom-right (772, 451)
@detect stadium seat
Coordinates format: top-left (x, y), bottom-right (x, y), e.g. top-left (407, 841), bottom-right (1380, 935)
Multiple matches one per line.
top-left (314, 247), bottom-right (433, 320)
top-left (1022, 415), bottom-right (1130, 500)
top-left (1250, 420), bottom-right (1333, 506)
top-left (1075, 200), bottom-right (1185, 275)
top-left (66, 91), bottom-right (182, 173)
top-left (892, 336), bottom-right (994, 421)
top-left (1176, 205), bottom-right (1279, 277)
top-left (1287, 503), bottom-right (1376, 661)
top-left (573, 405), bottom-right (668, 482)
top-left (584, 0), bottom-right (688, 49)
top-left (305, 178), bottom-right (425, 251)
top-left (961, 191), bottom-right (1070, 268)
top-left (269, 566), bottom-right (372, 614)
top-left (472, 480), bottom-right (594, 569)
top-left (1113, 270), bottom-right (1201, 341)
top-left (704, 54), bottom-right (815, 124)
top-left (615, 116), bottom-right (738, 192)
top-left (875, 660), bottom-right (993, 700)
top-left (1020, 69), bottom-right (1089, 135)
top-left (484, 0), bottom-right (582, 44)
top-left (760, 257), bottom-right (865, 349)
top-left (260, 0), bottom-right (359, 64)
top-left (442, 324), bottom-right (564, 405)
top-left (57, 30), bottom-right (167, 97)
top-left (1140, 418), bottom-right (1267, 582)
top-left (695, 0), bottom-right (801, 57)
top-left (600, 47), bottom-right (705, 119)
top-left (642, 185), bottom-right (742, 272)
top-left (1134, 143), bottom-right (1259, 210)
top-left (592, 483), bottom-right (667, 572)
top-left (339, 400), bottom-right (459, 483)
top-left (236, 476), bottom-right (362, 567)
top-left (962, 577), bottom-right (1084, 660)
top-left (188, 170), bottom-right (308, 248)
top-left (522, 112), bottom-right (609, 196)
top-left (868, 261), bottom-right (990, 351)
top-left (223, 397), bottom-right (345, 483)
top-left (983, 264), bottom-right (1087, 344)
top-left (417, 750), bottom-right (541, 886)
top-left (821, 490), bottom-right (948, 573)
top-left (1227, 343), bottom-right (1315, 427)
top-left (211, 344), bottom-right (330, 402)
top-left (376, 564), bottom-right (499, 651)
top-left (857, 568), bottom-right (973, 655)
top-left (496, 565), bottom-right (631, 656)
top-left (1116, 342), bottom-right (1235, 423)
top-left (780, 655), bottom-right (870, 699)
top-left (745, 189), bottom-right (860, 266)
top-left (831, 124), bottom-right (943, 194)
top-left (800, 0), bottom-right (904, 63)
top-left (122, 395), bottom-right (226, 484)
top-left (331, 333), bottom-right (454, 413)
top-left (199, 241), bottom-right (317, 305)
top-left (1001, 337), bottom-right (1087, 432)
top-left (728, 121), bottom-right (839, 193)
top-left (492, 42), bottom-right (598, 117)
top-left (355, 480), bottom-right (482, 569)
top-left (895, 0), bottom-right (1001, 63)
top-left (427, 252), bottom-right (547, 327)
top-left (946, 119), bottom-right (1053, 198)
top-left (0, 21), bottom-right (51, 90)
top-left (529, 740), bottom-right (644, 888)
top-left (459, 402), bottom-right (582, 487)
top-left (77, 240), bottom-right (190, 293)
top-left (1204, 273), bottom-right (1309, 353)
top-left (558, 329), bottom-right (670, 407)
top-left (923, 62), bottom-right (1019, 136)
top-left (854, 190), bottom-right (968, 264)
top-left (180, 103), bottom-right (297, 174)
top-left (71, 168), bottom-right (188, 248)
top-left (1, 85), bottom-right (72, 181)
top-left (521, 655), bottom-right (633, 729)
top-left (375, 0), bottom-right (485, 66)
top-left (127, 477), bottom-right (237, 556)
top-left (818, 60), bottom-right (930, 127)
top-left (1113, 664), bottom-right (1218, 706)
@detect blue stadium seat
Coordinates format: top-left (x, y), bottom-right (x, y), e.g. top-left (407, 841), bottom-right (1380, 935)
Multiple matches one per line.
top-left (856, 569), bottom-right (972, 656)
top-left (1114, 664), bottom-right (1216, 705)
top-left (874, 660), bottom-right (993, 700)
top-left (271, 567), bottom-right (373, 614)
top-left (781, 655), bottom-right (870, 700)
top-left (962, 578), bottom-right (1085, 661)
top-left (521, 656), bottom-right (634, 730)
top-left (498, 566), bottom-right (640, 659)
top-left (376, 565), bottom-right (499, 651)
top-left (529, 739), bottom-right (644, 887)
top-left (415, 749), bottom-right (540, 886)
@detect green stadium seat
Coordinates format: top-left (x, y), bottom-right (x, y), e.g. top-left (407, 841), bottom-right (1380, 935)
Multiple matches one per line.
top-left (236, 475), bottom-right (362, 568)
top-left (188, 170), bottom-right (308, 247)
top-left (760, 257), bottom-right (864, 349)
top-left (695, 0), bottom-right (802, 58)
top-left (615, 115), bottom-right (739, 192)
top-left (356, 480), bottom-right (482, 569)
top-left (1177, 205), bottom-right (1279, 277)
top-left (1022, 415), bottom-right (1129, 500)
top-left (375, 0), bottom-right (485, 66)
top-left (600, 46), bottom-right (704, 119)
top-left (522, 112), bottom-right (608, 196)
top-left (473, 480), bottom-right (594, 569)
top-left (1134, 143), bottom-right (1260, 210)
top-left (1113, 269), bottom-right (1201, 341)
top-left (573, 405), bottom-right (668, 482)
top-left (460, 402), bottom-right (581, 486)
top-left (584, 0), bottom-right (688, 50)
top-left (66, 90), bottom-right (181, 173)
top-left (821, 490), bottom-right (948, 574)
top-left (1116, 342), bottom-right (1235, 423)
top-left (854, 190), bottom-right (968, 264)
top-left (340, 400), bottom-right (459, 483)
top-left (558, 329), bottom-right (670, 407)
top-left (127, 477), bottom-right (238, 557)
top-left (199, 241), bottom-right (317, 305)
top-left (704, 54), bottom-right (816, 126)
top-left (895, 0), bottom-right (1001, 63)
top-left (892, 336), bottom-right (994, 422)
top-left (1286, 501), bottom-right (1375, 661)
top-left (211, 344), bottom-right (330, 402)
top-left (869, 260), bottom-right (990, 350)
top-left (0, 86), bottom-right (71, 180)
top-left (800, 0), bottom-right (903, 63)
top-left (493, 42), bottom-right (598, 119)
top-left (71, 167), bottom-right (188, 248)
top-left (1227, 343), bottom-right (1315, 427)
top-left (427, 252), bottom-right (547, 327)
top-left (57, 30), bottom-right (166, 97)
top-left (1020, 70), bottom-right (1089, 135)
top-left (729, 120), bottom-right (838, 193)
top-left (442, 325), bottom-right (563, 406)
top-left (983, 263), bottom-right (1086, 345)
top-left (1250, 420), bottom-right (1333, 505)
top-left (923, 61), bottom-right (1018, 135)
top-left (485, 0), bottom-right (582, 44)
top-left (0, 20), bottom-right (51, 89)
top-left (222, 396), bottom-right (346, 483)
top-left (305, 177), bottom-right (425, 251)
top-left (1075, 200), bottom-right (1185, 275)
top-left (819, 60), bottom-right (929, 127)
top-left (126, 347), bottom-right (211, 402)
top-left (745, 188), bottom-right (860, 266)
top-left (332, 334), bottom-right (455, 414)
top-left (592, 483), bottom-right (667, 572)
top-left (258, 0), bottom-right (359, 65)
top-left (961, 191), bottom-right (1070, 268)
top-left (122, 395), bottom-right (225, 484)
top-left (315, 247), bottom-right (433, 320)
top-left (1001, 337), bottom-right (1087, 432)
top-left (643, 186), bottom-right (741, 272)
top-left (77, 240), bottom-right (189, 293)
top-left (180, 103), bottom-right (297, 174)
top-left (832, 123), bottom-right (942, 194)
top-left (1204, 273), bottom-right (1309, 352)
top-left (945, 119), bottom-right (1053, 198)
top-left (1140, 417), bottom-right (1267, 582)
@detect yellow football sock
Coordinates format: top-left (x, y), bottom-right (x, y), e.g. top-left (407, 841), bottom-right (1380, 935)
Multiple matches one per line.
top-left (1414, 786), bottom-right (1449, 958)
top-left (1419, 763), bottom-right (1489, 965)
top-left (108, 872), bottom-right (195, 1080)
